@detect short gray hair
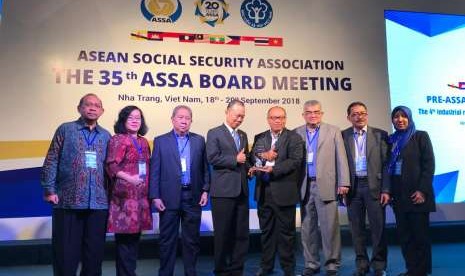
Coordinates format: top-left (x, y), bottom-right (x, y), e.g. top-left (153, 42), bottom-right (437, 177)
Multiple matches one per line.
top-left (171, 105), bottom-right (192, 119)
top-left (303, 100), bottom-right (321, 111)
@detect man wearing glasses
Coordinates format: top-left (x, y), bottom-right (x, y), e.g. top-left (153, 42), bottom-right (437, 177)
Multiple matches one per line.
top-left (295, 100), bottom-right (350, 276)
top-left (341, 102), bottom-right (390, 276)
top-left (250, 106), bottom-right (304, 276)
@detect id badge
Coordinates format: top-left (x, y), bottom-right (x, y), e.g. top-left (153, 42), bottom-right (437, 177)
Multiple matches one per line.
top-left (394, 160), bottom-right (402, 175)
top-left (85, 151), bottom-right (97, 169)
top-left (138, 161), bottom-right (146, 178)
top-left (355, 156), bottom-right (367, 173)
top-left (307, 152), bottom-right (314, 165)
top-left (181, 157), bottom-right (187, 173)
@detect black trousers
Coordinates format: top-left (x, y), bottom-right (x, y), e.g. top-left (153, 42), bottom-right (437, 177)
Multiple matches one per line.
top-left (257, 185), bottom-right (296, 275)
top-left (115, 233), bottom-right (141, 276)
top-left (158, 189), bottom-right (202, 276)
top-left (347, 178), bottom-right (387, 271)
top-left (52, 208), bottom-right (108, 276)
top-left (211, 192), bottom-right (249, 276)
top-left (394, 211), bottom-right (431, 276)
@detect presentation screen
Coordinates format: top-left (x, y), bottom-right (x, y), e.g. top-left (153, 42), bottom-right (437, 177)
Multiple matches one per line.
top-left (385, 10), bottom-right (465, 206)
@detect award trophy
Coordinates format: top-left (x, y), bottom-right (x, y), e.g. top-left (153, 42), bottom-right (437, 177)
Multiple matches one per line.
top-left (253, 141), bottom-right (268, 172)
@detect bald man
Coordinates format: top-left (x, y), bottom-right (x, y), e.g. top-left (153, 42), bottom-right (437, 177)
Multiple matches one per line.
top-left (41, 93), bottom-right (111, 275)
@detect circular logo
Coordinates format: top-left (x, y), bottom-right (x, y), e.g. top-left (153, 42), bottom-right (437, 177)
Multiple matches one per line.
top-left (195, 0), bottom-right (230, 27)
top-left (240, 0), bottom-right (273, 28)
top-left (140, 0), bottom-right (183, 23)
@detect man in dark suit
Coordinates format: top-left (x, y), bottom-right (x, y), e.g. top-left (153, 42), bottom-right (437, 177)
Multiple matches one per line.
top-left (150, 105), bottom-right (210, 276)
top-left (206, 99), bottom-right (249, 276)
top-left (341, 102), bottom-right (390, 276)
top-left (250, 106), bottom-right (304, 276)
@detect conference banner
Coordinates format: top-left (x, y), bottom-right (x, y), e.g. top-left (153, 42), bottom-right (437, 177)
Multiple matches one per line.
top-left (1, 0), bottom-right (367, 241)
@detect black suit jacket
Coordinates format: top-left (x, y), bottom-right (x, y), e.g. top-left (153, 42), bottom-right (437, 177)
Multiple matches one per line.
top-left (251, 128), bottom-right (304, 206)
top-left (149, 130), bottom-right (210, 209)
top-left (390, 131), bottom-right (436, 213)
top-left (342, 126), bottom-right (390, 201)
top-left (206, 124), bottom-right (249, 197)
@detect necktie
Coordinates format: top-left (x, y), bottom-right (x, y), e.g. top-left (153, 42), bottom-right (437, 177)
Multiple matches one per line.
top-left (356, 130), bottom-right (364, 146)
top-left (232, 130), bottom-right (240, 150)
top-left (271, 133), bottom-right (279, 147)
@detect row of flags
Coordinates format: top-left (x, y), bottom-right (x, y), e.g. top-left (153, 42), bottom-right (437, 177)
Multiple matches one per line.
top-left (131, 30), bottom-right (283, 47)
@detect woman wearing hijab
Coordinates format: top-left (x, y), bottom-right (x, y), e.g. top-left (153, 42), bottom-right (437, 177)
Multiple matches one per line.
top-left (106, 105), bottom-right (153, 276)
top-left (387, 106), bottom-right (435, 276)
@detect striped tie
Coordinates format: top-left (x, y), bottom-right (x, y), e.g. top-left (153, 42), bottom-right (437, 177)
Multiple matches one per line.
top-left (232, 130), bottom-right (240, 150)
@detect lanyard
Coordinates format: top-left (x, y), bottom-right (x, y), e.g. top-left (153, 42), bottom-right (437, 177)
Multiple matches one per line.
top-left (130, 136), bottom-right (143, 157)
top-left (174, 132), bottom-right (190, 155)
top-left (81, 129), bottom-right (98, 148)
top-left (305, 127), bottom-right (319, 151)
top-left (353, 131), bottom-right (366, 157)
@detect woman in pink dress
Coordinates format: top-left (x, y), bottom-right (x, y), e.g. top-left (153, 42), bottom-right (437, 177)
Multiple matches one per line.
top-left (106, 105), bottom-right (153, 276)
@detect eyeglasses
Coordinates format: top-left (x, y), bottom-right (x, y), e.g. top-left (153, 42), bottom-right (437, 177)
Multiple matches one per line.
top-left (304, 111), bottom-right (322, 116)
top-left (350, 112), bottom-right (368, 118)
top-left (127, 117), bottom-right (142, 122)
top-left (268, 116), bottom-right (286, 121)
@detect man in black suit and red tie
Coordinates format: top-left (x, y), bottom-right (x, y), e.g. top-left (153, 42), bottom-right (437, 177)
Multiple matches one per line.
top-left (206, 99), bottom-right (250, 276)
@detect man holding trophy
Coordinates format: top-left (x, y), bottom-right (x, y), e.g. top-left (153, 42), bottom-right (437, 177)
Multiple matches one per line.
top-left (250, 106), bottom-right (305, 276)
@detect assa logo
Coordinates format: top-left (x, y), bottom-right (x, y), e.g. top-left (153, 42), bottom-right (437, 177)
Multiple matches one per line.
top-left (140, 0), bottom-right (182, 23)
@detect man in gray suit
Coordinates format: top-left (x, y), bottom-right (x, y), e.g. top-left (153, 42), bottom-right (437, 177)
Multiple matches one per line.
top-left (206, 99), bottom-right (250, 276)
top-left (295, 100), bottom-right (350, 276)
top-left (341, 102), bottom-right (390, 276)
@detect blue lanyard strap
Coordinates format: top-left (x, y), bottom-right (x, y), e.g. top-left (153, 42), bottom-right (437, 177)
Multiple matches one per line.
top-left (353, 131), bottom-right (366, 156)
top-left (130, 136), bottom-right (143, 156)
top-left (173, 132), bottom-right (190, 155)
top-left (305, 127), bottom-right (319, 150)
top-left (81, 129), bottom-right (98, 148)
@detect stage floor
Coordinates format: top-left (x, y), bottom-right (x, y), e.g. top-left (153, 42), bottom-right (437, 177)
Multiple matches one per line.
top-left (0, 242), bottom-right (464, 275)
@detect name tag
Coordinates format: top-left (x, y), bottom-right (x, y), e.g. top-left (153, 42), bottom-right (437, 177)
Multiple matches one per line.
top-left (138, 161), bottom-right (146, 178)
top-left (85, 151), bottom-right (97, 169)
top-left (394, 160), bottom-right (402, 175)
top-left (355, 156), bottom-right (367, 173)
top-left (307, 152), bottom-right (314, 165)
top-left (181, 157), bottom-right (187, 173)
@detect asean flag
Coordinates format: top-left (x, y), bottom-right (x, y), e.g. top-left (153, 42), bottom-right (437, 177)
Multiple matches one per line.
top-left (179, 34), bottom-right (196, 43)
top-left (210, 35), bottom-right (225, 44)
